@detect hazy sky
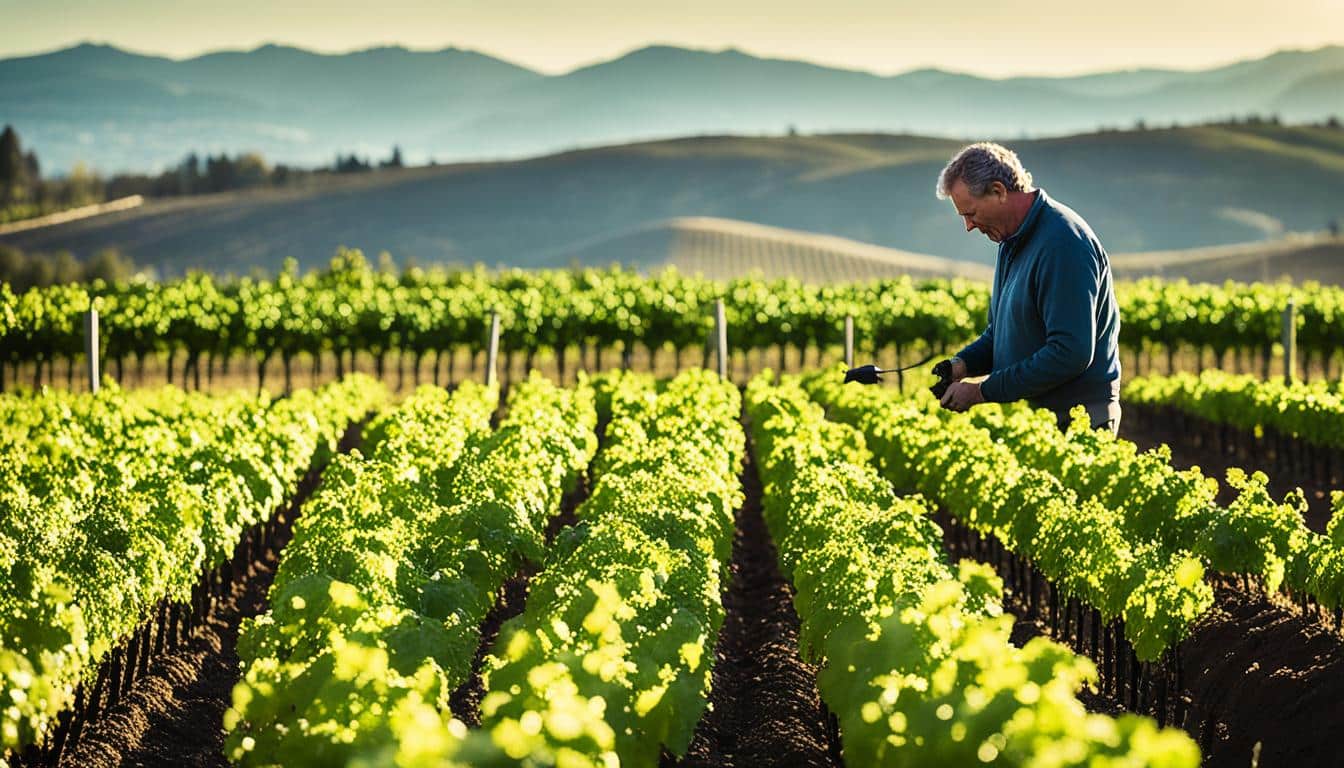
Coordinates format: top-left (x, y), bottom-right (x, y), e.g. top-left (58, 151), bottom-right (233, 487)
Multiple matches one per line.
top-left (3, 0), bottom-right (1342, 77)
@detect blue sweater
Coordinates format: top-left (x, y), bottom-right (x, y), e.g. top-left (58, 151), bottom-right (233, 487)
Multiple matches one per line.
top-left (956, 189), bottom-right (1121, 413)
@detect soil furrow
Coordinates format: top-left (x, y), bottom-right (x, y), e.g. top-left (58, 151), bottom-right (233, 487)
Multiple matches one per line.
top-left (447, 472), bottom-right (591, 726)
top-left (937, 509), bottom-right (1344, 768)
top-left (54, 421), bottom-right (365, 768)
top-left (673, 441), bottom-right (840, 768)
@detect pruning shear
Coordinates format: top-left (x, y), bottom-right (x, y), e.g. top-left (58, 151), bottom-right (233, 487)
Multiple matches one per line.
top-left (843, 352), bottom-right (940, 385)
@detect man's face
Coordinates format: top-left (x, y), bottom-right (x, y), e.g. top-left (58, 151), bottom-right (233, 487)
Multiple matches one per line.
top-left (949, 179), bottom-right (1009, 243)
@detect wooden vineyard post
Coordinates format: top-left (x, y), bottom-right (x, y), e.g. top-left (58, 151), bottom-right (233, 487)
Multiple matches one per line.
top-left (714, 298), bottom-right (728, 380)
top-left (703, 313), bottom-right (713, 372)
top-left (844, 315), bottom-right (854, 368)
top-left (1283, 299), bottom-right (1296, 386)
top-left (85, 308), bottom-right (100, 393)
top-left (486, 311), bottom-right (501, 387)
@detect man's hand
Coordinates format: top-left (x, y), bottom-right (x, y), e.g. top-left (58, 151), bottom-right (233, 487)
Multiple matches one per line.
top-left (930, 357), bottom-right (970, 399)
top-left (950, 357), bottom-right (967, 381)
top-left (939, 380), bottom-right (984, 412)
top-left (932, 357), bottom-right (968, 382)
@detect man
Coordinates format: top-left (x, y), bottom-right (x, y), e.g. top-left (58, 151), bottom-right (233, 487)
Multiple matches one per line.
top-left (932, 142), bottom-right (1122, 433)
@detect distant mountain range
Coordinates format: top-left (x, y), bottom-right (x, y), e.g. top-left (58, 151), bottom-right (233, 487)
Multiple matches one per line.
top-left (2, 41), bottom-right (1343, 174)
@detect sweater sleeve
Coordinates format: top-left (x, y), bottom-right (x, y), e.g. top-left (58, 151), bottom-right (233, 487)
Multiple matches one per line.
top-left (979, 238), bottom-right (1099, 403)
top-left (956, 325), bottom-right (994, 377)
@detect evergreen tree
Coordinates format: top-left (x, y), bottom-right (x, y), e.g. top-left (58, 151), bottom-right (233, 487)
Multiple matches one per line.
top-left (179, 151), bottom-right (201, 194)
top-left (206, 153), bottom-right (236, 192)
top-left (0, 125), bottom-right (27, 206)
top-left (84, 248), bottom-right (136, 283)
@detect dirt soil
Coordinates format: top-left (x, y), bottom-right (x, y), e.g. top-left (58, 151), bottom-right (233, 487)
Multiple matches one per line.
top-left (452, 425), bottom-right (839, 766)
top-left (1122, 409), bottom-right (1344, 767)
top-left (43, 424), bottom-right (363, 768)
top-left (1179, 577), bottom-right (1344, 768)
top-left (55, 552), bottom-right (281, 768)
top-left (672, 446), bottom-right (840, 768)
top-left (446, 573), bottom-right (533, 728)
top-left (448, 474), bottom-right (589, 727)
top-left (929, 412), bottom-right (1344, 768)
top-left (943, 517), bottom-right (1344, 768)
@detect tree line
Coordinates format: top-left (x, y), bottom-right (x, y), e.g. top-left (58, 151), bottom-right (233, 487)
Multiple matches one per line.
top-left (0, 125), bottom-right (98, 224)
top-left (0, 245), bottom-right (139, 293)
top-left (0, 124), bottom-right (406, 224)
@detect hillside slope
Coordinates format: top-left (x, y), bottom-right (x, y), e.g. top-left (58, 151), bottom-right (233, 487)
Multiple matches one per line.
top-left (1112, 233), bottom-right (1344, 284)
top-left (1, 126), bottom-right (1341, 276)
top-left (562, 216), bottom-right (993, 282)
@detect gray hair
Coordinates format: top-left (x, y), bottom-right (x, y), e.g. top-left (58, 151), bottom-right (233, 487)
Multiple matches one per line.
top-left (935, 142), bottom-right (1035, 199)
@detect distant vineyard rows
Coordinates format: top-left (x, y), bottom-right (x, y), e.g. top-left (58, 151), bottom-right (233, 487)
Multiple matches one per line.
top-left (4, 249), bottom-right (1343, 388)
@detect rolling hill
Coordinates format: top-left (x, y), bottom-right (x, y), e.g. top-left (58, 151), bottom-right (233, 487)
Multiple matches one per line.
top-left (1, 125), bottom-right (1342, 277)
top-left (542, 218), bottom-right (1344, 285)
top-left (559, 216), bottom-right (993, 282)
top-left (1110, 233), bottom-right (1344, 284)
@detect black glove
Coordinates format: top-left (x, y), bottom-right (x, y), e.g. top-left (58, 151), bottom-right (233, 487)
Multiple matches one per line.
top-left (930, 359), bottom-right (954, 399)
